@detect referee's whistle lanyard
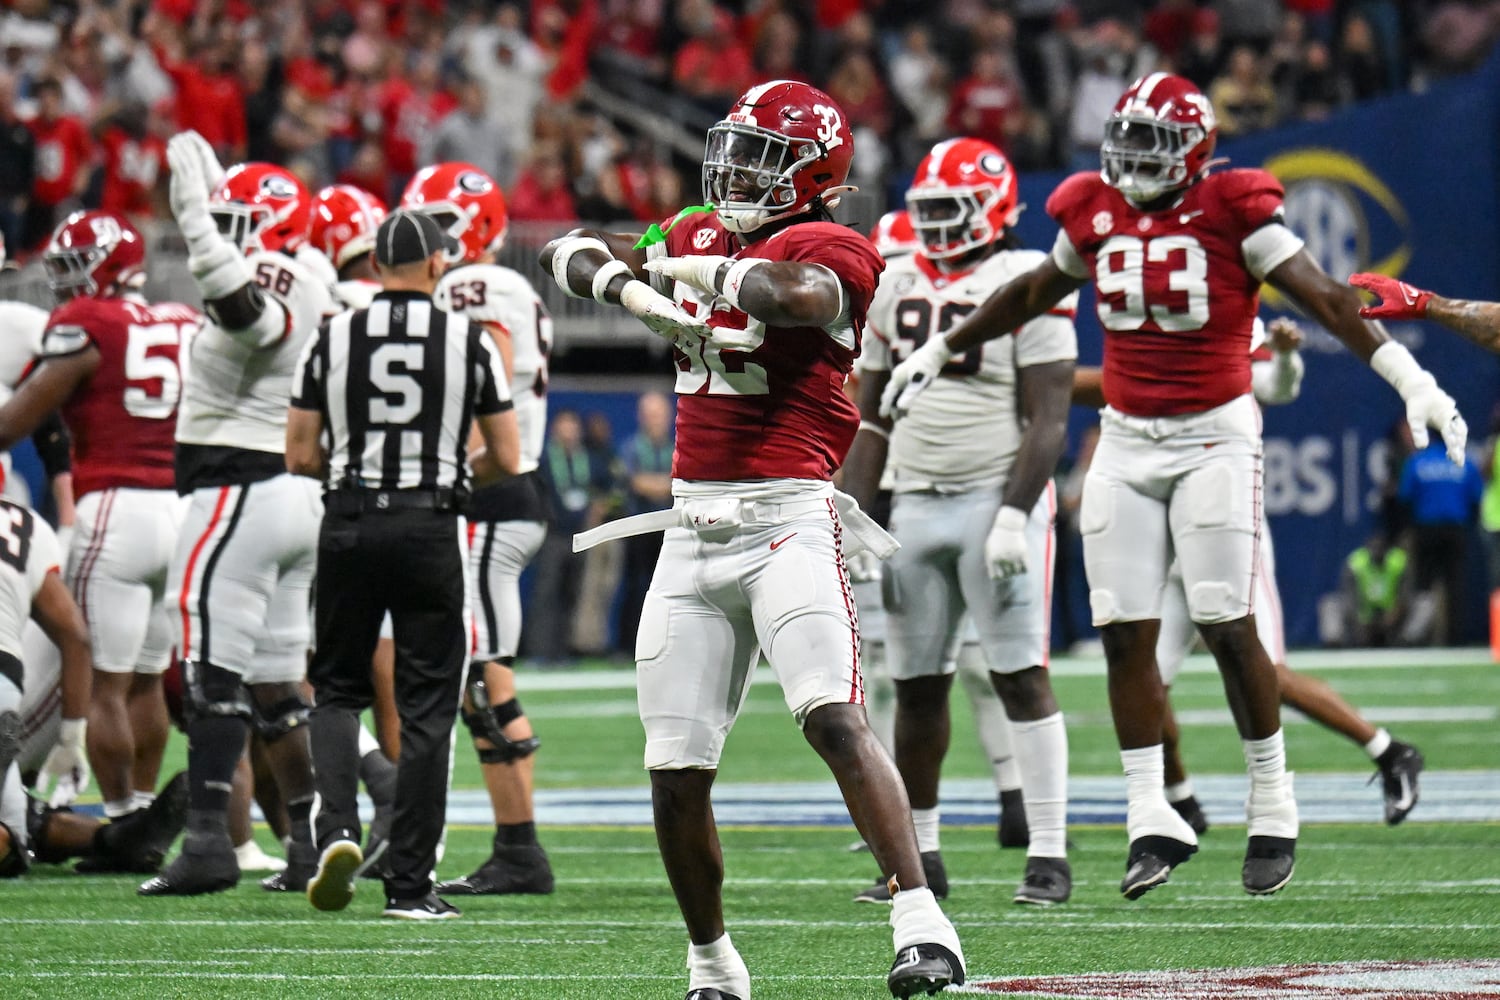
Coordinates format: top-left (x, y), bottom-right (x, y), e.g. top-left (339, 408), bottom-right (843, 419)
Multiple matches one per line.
top-left (549, 444), bottom-right (592, 513)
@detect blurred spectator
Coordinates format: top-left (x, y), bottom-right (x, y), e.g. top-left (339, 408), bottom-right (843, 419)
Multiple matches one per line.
top-left (827, 50), bottom-right (894, 141)
top-left (1209, 45), bottom-right (1277, 136)
top-left (617, 392), bottom-right (675, 654)
top-left (888, 24), bottom-right (950, 145)
top-left (157, 34), bottom-right (247, 164)
top-left (595, 0), bottom-right (669, 85)
top-left (96, 103), bottom-right (167, 226)
top-left (334, 139), bottom-right (390, 205)
top-left (26, 77), bottom-right (92, 250)
top-left (526, 410), bottom-right (616, 665)
top-left (1337, 13), bottom-right (1388, 102)
top-left (1175, 7), bottom-right (1225, 90)
top-left (752, 10), bottom-right (810, 85)
top-left (1067, 20), bottom-right (1155, 173)
top-left (376, 51), bottom-right (455, 201)
top-left (424, 77), bottom-right (511, 189)
top-left (1213, 0), bottom-right (1281, 49)
top-left (0, 70), bottom-right (35, 255)
top-left (1398, 438), bottom-right (1483, 646)
top-left (534, 0), bottom-right (599, 102)
top-left (946, 48), bottom-right (1025, 156)
top-left (509, 146), bottom-right (578, 224)
top-left (1335, 532), bottom-right (1413, 647)
top-left (463, 3), bottom-right (550, 180)
top-left (1420, 2), bottom-right (1500, 78)
top-left (671, 0), bottom-right (754, 115)
top-left (1143, 0), bottom-right (1199, 63)
top-left (1288, 40), bottom-right (1342, 122)
top-left (573, 412), bottom-right (625, 656)
top-left (240, 37), bottom-right (284, 165)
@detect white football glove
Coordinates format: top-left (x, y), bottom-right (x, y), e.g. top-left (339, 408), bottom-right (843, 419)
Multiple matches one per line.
top-left (644, 255), bottom-right (734, 297)
top-left (985, 505), bottom-right (1030, 581)
top-left (178, 128), bottom-right (226, 191)
top-left (35, 717), bottom-right (89, 808)
top-left (166, 133), bottom-right (215, 243)
top-left (879, 336), bottom-right (954, 419)
top-left (845, 548), bottom-right (881, 584)
top-left (618, 279), bottom-right (710, 351)
top-left (1370, 342), bottom-right (1468, 464)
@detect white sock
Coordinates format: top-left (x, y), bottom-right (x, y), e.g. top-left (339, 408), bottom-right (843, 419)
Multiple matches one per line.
top-left (131, 791), bottom-right (156, 812)
top-left (358, 723), bottom-right (382, 758)
top-left (1121, 745), bottom-right (1194, 844)
top-left (1013, 712), bottom-right (1068, 858)
top-left (890, 886), bottom-right (964, 970)
top-left (104, 798), bottom-right (135, 819)
top-left (911, 807), bottom-right (940, 853)
top-left (687, 932), bottom-right (751, 998)
top-left (1363, 728), bottom-right (1392, 761)
top-left (1164, 781), bottom-right (1194, 803)
top-left (1243, 730), bottom-right (1298, 838)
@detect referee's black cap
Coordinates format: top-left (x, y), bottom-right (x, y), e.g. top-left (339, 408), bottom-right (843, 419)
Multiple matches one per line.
top-left (375, 209), bottom-right (460, 267)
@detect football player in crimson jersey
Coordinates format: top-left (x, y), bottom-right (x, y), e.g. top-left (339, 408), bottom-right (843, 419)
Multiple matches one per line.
top-left (844, 138), bottom-right (1078, 906)
top-left (541, 80), bottom-right (965, 999)
top-left (0, 211), bottom-right (199, 835)
top-left (883, 72), bottom-right (1467, 901)
top-left (399, 162), bottom-right (557, 898)
top-left (141, 132), bottom-right (331, 898)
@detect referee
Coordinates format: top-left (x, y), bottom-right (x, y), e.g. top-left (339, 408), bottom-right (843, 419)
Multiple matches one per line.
top-left (286, 208), bottom-right (521, 920)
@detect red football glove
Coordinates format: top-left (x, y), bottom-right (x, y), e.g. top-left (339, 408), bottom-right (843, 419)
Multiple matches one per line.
top-left (1349, 272), bottom-right (1433, 320)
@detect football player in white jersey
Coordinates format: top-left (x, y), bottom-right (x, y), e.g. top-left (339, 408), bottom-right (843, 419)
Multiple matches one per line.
top-left (141, 131), bottom-right (332, 897)
top-left (311, 183), bottom-right (387, 313)
top-left (400, 162), bottom-right (555, 896)
top-left (852, 211), bottom-right (1028, 855)
top-left (843, 139), bottom-right (1079, 906)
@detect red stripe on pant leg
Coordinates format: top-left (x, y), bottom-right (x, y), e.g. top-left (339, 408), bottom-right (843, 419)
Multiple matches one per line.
top-left (1042, 481), bottom-right (1056, 669)
top-left (827, 498), bottom-right (863, 704)
top-left (73, 489), bottom-right (118, 628)
top-left (178, 487), bottom-right (231, 662)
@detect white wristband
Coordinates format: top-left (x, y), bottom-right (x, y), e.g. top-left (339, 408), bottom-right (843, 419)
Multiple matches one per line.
top-left (857, 420), bottom-right (890, 441)
top-left (550, 236), bottom-right (609, 299)
top-left (59, 717), bottom-right (86, 746)
top-left (719, 257), bottom-right (765, 312)
top-left (591, 259), bottom-right (633, 305)
top-left (1370, 341), bottom-right (1432, 399)
top-left (995, 505), bottom-right (1029, 532)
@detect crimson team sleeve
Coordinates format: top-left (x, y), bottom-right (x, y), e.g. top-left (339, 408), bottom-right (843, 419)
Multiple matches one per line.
top-left (780, 224), bottom-right (886, 320)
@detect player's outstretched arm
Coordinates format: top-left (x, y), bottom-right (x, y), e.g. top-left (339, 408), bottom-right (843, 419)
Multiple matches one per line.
top-left (839, 368), bottom-right (891, 513)
top-left (540, 229), bottom-right (707, 345)
top-left (645, 257), bottom-right (845, 328)
top-left (881, 259), bottom-right (1082, 419)
top-left (1270, 251), bottom-right (1466, 463)
top-left (987, 358), bottom-right (1074, 579)
top-left (1349, 271), bottom-right (1500, 353)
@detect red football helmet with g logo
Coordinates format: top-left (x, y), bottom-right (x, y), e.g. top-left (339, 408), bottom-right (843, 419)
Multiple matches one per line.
top-left (869, 209), bottom-right (919, 259)
top-left (1100, 72), bottom-right (1219, 204)
top-left (44, 210), bottom-right (146, 300)
top-left (906, 137), bottom-right (1020, 261)
top-left (703, 79), bottom-right (856, 234)
top-left (399, 162), bottom-right (508, 264)
top-left (310, 184), bottom-right (388, 269)
top-left (209, 162), bottom-right (312, 255)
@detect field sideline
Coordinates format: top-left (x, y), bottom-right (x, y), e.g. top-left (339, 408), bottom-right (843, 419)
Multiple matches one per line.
top-left (3, 652), bottom-right (1497, 998)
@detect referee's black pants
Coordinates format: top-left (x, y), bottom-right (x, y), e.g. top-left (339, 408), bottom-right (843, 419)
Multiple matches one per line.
top-left (308, 506), bottom-right (467, 900)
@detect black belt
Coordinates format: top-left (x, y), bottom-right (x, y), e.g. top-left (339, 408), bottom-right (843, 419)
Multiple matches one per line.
top-left (324, 487), bottom-right (465, 515)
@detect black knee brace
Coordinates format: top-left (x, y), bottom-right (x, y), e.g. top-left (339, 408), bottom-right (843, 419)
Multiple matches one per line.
top-left (250, 684), bottom-right (311, 743)
top-left (181, 661), bottom-right (252, 723)
top-left (462, 662), bottom-right (539, 764)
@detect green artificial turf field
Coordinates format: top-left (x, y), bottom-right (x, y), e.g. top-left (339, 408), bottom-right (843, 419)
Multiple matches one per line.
top-left (4, 652), bottom-right (1498, 999)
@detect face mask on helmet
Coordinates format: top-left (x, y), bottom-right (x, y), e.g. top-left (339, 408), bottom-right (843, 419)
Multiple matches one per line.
top-left (906, 189), bottom-right (998, 260)
top-left (703, 122), bottom-right (822, 234)
top-left (211, 203), bottom-right (275, 253)
top-left (1100, 115), bottom-right (1204, 203)
top-left (43, 246), bottom-right (105, 300)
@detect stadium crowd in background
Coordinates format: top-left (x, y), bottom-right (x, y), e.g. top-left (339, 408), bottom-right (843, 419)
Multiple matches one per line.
top-left (0, 0), bottom-right (1496, 258)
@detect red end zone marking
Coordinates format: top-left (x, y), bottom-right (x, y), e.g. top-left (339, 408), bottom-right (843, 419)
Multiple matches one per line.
top-left (963, 960), bottom-right (1500, 998)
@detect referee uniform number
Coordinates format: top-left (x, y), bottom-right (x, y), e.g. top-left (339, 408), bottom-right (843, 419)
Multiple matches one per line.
top-left (369, 343), bottom-right (425, 425)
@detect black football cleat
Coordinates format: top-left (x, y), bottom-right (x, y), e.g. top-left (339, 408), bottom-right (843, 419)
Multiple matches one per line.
top-left (997, 788), bottom-right (1029, 848)
top-left (855, 850), bottom-right (947, 904)
top-left (1121, 835), bottom-right (1198, 901)
top-left (685, 991), bottom-right (743, 1000)
top-left (1374, 741), bottom-right (1424, 826)
top-left (436, 843), bottom-right (554, 895)
top-left (888, 943), bottom-right (965, 998)
top-left (1170, 794), bottom-right (1210, 836)
top-left (382, 891), bottom-right (461, 920)
top-left (261, 838), bottom-right (318, 892)
top-left (85, 771), bottom-right (192, 874)
top-left (1242, 835), bottom-right (1296, 895)
top-left (137, 840), bottom-right (239, 896)
top-left (1013, 856), bottom-right (1071, 906)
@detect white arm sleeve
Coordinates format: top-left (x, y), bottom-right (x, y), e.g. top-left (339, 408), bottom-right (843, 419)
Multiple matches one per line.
top-left (1050, 229), bottom-right (1090, 280)
top-left (1242, 222), bottom-right (1305, 282)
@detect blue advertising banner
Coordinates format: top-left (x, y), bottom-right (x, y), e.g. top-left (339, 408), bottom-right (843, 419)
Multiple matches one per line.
top-left (1013, 54), bottom-right (1500, 646)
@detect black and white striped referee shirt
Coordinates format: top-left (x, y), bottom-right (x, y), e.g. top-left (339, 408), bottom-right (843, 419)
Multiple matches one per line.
top-left (290, 290), bottom-right (512, 492)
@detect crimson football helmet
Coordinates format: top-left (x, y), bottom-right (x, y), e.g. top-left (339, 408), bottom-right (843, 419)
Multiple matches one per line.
top-left (1100, 72), bottom-right (1218, 203)
top-left (703, 79), bottom-right (856, 234)
top-left (209, 162), bottom-right (312, 255)
top-left (310, 184), bottom-right (388, 269)
top-left (399, 162), bottom-right (508, 264)
top-left (44, 210), bottom-right (147, 300)
top-left (905, 138), bottom-right (1020, 261)
top-left (869, 209), bottom-right (919, 258)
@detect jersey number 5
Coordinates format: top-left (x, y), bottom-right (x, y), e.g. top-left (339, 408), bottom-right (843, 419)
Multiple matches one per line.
top-left (124, 322), bottom-right (187, 420)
